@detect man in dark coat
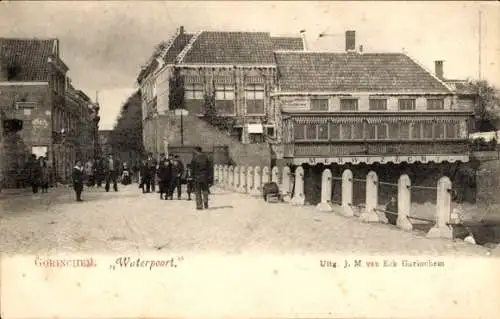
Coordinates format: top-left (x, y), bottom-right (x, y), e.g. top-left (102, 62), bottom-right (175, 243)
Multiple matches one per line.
top-left (146, 153), bottom-right (157, 193)
top-left (190, 147), bottom-right (213, 210)
top-left (183, 163), bottom-right (194, 201)
top-left (157, 154), bottom-right (172, 200)
top-left (139, 158), bottom-right (151, 193)
top-left (72, 160), bottom-right (84, 202)
top-left (29, 154), bottom-right (41, 193)
top-left (104, 154), bottom-right (120, 192)
top-left (169, 154), bottom-right (184, 200)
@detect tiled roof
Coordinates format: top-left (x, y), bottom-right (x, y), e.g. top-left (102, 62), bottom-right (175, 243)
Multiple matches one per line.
top-left (275, 52), bottom-right (452, 93)
top-left (0, 38), bottom-right (54, 81)
top-left (180, 31), bottom-right (276, 65)
top-left (164, 33), bottom-right (194, 63)
top-left (444, 80), bottom-right (476, 95)
top-left (271, 37), bottom-right (304, 51)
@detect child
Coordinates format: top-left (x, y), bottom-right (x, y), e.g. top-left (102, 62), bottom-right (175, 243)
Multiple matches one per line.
top-left (72, 160), bottom-right (84, 202)
top-left (184, 163), bottom-right (194, 201)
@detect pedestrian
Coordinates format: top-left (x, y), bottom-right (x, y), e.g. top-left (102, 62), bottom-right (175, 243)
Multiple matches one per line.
top-left (158, 156), bottom-right (172, 200)
top-left (29, 154), bottom-right (41, 194)
top-left (139, 158), bottom-right (151, 193)
top-left (85, 159), bottom-right (94, 187)
top-left (95, 158), bottom-right (104, 187)
top-left (190, 147), bottom-right (213, 210)
top-left (121, 162), bottom-right (131, 185)
top-left (169, 154), bottom-right (184, 200)
top-left (104, 154), bottom-right (119, 192)
top-left (184, 163), bottom-right (194, 201)
top-left (385, 196), bottom-right (398, 226)
top-left (72, 160), bottom-right (84, 202)
top-left (146, 153), bottom-right (157, 193)
top-left (39, 156), bottom-right (50, 193)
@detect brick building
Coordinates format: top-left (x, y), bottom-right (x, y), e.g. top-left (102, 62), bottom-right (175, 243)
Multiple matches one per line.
top-left (137, 27), bottom-right (304, 158)
top-left (0, 38), bottom-right (99, 187)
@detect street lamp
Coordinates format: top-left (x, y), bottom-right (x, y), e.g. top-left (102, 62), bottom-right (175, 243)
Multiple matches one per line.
top-left (173, 108), bottom-right (189, 146)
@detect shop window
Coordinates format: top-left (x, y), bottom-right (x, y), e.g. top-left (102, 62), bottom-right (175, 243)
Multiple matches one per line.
top-left (388, 123), bottom-right (399, 139)
top-left (378, 123), bottom-right (389, 139)
top-left (306, 124), bottom-right (317, 140)
top-left (399, 123), bottom-right (410, 139)
top-left (366, 123), bottom-right (376, 139)
top-left (329, 123), bottom-right (340, 140)
top-left (423, 122), bottom-right (433, 139)
top-left (318, 124), bottom-right (329, 140)
top-left (352, 122), bottom-right (363, 139)
top-left (410, 122), bottom-right (421, 139)
top-left (294, 124), bottom-right (305, 140)
top-left (340, 123), bottom-right (352, 139)
top-left (435, 123), bottom-right (445, 139)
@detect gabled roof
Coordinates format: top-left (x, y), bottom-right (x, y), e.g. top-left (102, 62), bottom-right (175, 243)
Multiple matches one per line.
top-left (271, 37), bottom-right (304, 51)
top-left (444, 80), bottom-right (477, 96)
top-left (0, 38), bottom-right (54, 81)
top-left (274, 52), bottom-right (452, 93)
top-left (179, 31), bottom-right (276, 65)
top-left (164, 33), bottom-right (194, 63)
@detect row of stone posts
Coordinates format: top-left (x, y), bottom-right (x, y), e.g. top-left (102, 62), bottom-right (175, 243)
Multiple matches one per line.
top-left (213, 164), bottom-right (453, 239)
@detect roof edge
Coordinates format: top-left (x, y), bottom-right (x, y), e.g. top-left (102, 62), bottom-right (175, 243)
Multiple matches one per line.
top-left (404, 53), bottom-right (453, 93)
top-left (176, 30), bottom-right (203, 64)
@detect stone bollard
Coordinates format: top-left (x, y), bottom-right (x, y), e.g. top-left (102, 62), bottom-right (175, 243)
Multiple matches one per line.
top-left (360, 171), bottom-right (380, 222)
top-left (271, 166), bottom-right (279, 184)
top-left (262, 166), bottom-right (270, 185)
top-left (246, 166), bottom-right (254, 194)
top-left (228, 166), bottom-right (234, 189)
top-left (290, 166), bottom-right (305, 206)
top-left (341, 169), bottom-right (354, 217)
top-left (239, 166), bottom-right (247, 193)
top-left (397, 174), bottom-right (413, 231)
top-left (234, 166), bottom-right (240, 192)
top-left (316, 169), bottom-right (333, 212)
top-left (224, 165), bottom-right (229, 189)
top-left (282, 166), bottom-right (292, 202)
top-left (427, 176), bottom-right (453, 239)
top-left (251, 166), bottom-right (262, 196)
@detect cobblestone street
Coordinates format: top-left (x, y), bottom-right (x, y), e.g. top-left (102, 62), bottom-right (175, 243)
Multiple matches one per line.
top-left (0, 184), bottom-right (493, 256)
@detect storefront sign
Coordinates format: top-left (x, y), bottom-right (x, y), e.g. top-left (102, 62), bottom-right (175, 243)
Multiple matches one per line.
top-left (293, 155), bottom-right (470, 165)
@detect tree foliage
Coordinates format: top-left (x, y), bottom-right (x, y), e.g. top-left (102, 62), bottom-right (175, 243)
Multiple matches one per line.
top-left (169, 67), bottom-right (185, 110)
top-left (467, 80), bottom-right (500, 131)
top-left (109, 90), bottom-right (144, 154)
top-left (201, 86), bottom-right (236, 133)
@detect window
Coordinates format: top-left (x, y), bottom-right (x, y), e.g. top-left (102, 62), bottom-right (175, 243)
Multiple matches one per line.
top-left (378, 123), bottom-right (388, 139)
top-left (215, 85), bottom-right (235, 115)
top-left (340, 99), bottom-right (358, 111)
top-left (306, 124), bottom-right (317, 140)
top-left (265, 127), bottom-right (275, 138)
top-left (311, 97), bottom-right (329, 111)
top-left (245, 84), bottom-right (265, 115)
top-left (445, 123), bottom-right (457, 138)
top-left (388, 123), bottom-right (399, 139)
top-left (366, 123), bottom-right (376, 139)
top-left (294, 124), bottom-right (305, 140)
top-left (435, 123), bottom-right (445, 139)
top-left (352, 122), bottom-right (363, 139)
top-left (423, 123), bottom-right (433, 139)
top-left (427, 99), bottom-right (444, 110)
top-left (399, 123), bottom-right (410, 139)
top-left (318, 124), bottom-right (329, 140)
top-left (340, 123), bottom-right (352, 139)
top-left (249, 134), bottom-right (264, 143)
top-left (369, 99), bottom-right (387, 111)
top-left (330, 123), bottom-right (340, 140)
top-left (399, 99), bottom-right (416, 110)
top-left (185, 84), bottom-right (205, 114)
top-left (410, 123), bottom-right (421, 139)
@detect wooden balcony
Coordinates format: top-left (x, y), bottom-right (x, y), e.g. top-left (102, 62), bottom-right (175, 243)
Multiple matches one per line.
top-left (284, 140), bottom-right (469, 158)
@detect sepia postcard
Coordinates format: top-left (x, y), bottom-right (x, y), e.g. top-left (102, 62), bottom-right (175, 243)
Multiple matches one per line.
top-left (1, 1), bottom-right (499, 318)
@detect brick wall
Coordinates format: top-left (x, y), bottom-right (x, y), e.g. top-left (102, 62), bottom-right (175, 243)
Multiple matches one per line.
top-left (166, 113), bottom-right (271, 168)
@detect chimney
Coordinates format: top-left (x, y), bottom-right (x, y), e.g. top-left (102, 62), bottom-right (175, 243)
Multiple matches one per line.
top-left (435, 60), bottom-right (444, 80)
top-left (359, 45), bottom-right (364, 53)
top-left (300, 29), bottom-right (308, 51)
top-left (345, 30), bottom-right (356, 52)
top-left (179, 26), bottom-right (184, 34)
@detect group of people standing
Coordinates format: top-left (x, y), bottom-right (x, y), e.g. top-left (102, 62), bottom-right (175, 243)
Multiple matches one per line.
top-left (137, 148), bottom-right (213, 210)
top-left (27, 154), bottom-right (50, 194)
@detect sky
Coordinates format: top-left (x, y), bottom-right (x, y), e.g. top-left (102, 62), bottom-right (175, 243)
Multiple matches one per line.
top-left (1, 1), bottom-right (499, 130)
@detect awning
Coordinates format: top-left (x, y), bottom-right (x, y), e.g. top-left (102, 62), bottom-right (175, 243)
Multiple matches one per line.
top-left (247, 123), bottom-right (263, 134)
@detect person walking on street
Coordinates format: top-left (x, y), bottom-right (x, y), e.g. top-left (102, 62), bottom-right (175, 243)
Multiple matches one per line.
top-left (190, 147), bottom-right (213, 210)
top-left (158, 155), bottom-right (172, 200)
top-left (85, 159), bottom-right (94, 187)
top-left (105, 154), bottom-right (119, 192)
top-left (39, 157), bottom-right (50, 193)
top-left (139, 158), bottom-right (151, 193)
top-left (29, 154), bottom-right (41, 194)
top-left (169, 154), bottom-right (184, 200)
top-left (72, 160), bottom-right (84, 202)
top-left (184, 163), bottom-right (194, 201)
top-left (95, 157), bottom-right (104, 187)
top-left (146, 153), bottom-right (157, 193)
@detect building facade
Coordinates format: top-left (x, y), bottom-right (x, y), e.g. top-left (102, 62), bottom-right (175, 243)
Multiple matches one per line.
top-left (0, 38), bottom-right (99, 186)
top-left (137, 27), bottom-right (304, 158)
